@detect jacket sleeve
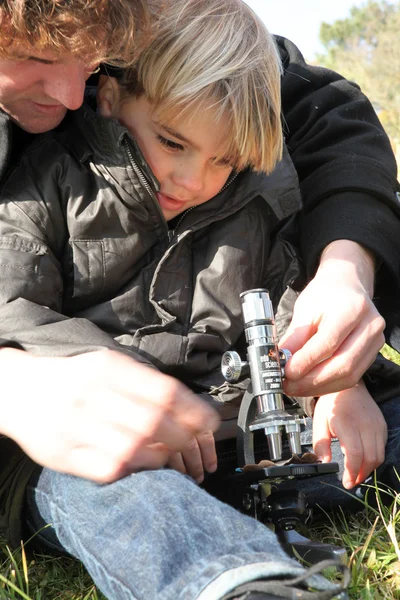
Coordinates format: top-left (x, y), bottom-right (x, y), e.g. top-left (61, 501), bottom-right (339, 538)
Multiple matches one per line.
top-left (185, 203), bottom-right (268, 383)
top-left (0, 146), bottom-right (149, 363)
top-left (179, 200), bottom-right (276, 437)
top-left (277, 36), bottom-right (400, 306)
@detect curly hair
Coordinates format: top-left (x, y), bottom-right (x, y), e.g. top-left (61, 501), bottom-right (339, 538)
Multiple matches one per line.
top-left (0, 0), bottom-right (152, 66)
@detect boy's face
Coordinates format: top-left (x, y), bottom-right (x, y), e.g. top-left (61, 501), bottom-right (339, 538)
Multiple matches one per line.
top-left (0, 43), bottom-right (98, 133)
top-left (114, 94), bottom-right (233, 221)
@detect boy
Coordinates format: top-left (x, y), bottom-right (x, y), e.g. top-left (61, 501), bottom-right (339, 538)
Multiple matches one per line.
top-left (0, 0), bottom-right (385, 488)
top-left (0, 0), bottom-right (397, 598)
top-left (95, 7), bottom-right (387, 490)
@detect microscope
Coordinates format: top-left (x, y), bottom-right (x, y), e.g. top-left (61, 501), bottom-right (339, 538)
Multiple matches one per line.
top-left (220, 289), bottom-right (347, 566)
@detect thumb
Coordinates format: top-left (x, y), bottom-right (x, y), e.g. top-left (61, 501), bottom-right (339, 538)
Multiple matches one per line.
top-left (279, 321), bottom-right (314, 355)
top-left (279, 319), bottom-right (316, 381)
top-left (279, 298), bottom-right (316, 354)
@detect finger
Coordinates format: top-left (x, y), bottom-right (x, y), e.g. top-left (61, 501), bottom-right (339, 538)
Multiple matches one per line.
top-left (312, 405), bottom-right (332, 463)
top-left (68, 418), bottom-right (174, 478)
top-left (279, 321), bottom-right (316, 357)
top-left (117, 358), bottom-right (221, 433)
top-left (354, 424), bottom-right (387, 486)
top-left (284, 323), bottom-right (383, 397)
top-left (283, 318), bottom-right (355, 382)
top-left (119, 443), bottom-right (171, 478)
top-left (80, 388), bottom-right (212, 456)
top-left (63, 441), bottom-right (169, 483)
top-left (197, 431), bottom-right (217, 473)
top-left (340, 430), bottom-right (363, 490)
top-left (324, 404), bottom-right (363, 490)
top-left (283, 302), bottom-right (384, 387)
top-left (78, 352), bottom-right (220, 435)
top-left (167, 452), bottom-right (187, 475)
top-left (356, 428), bottom-right (381, 484)
top-left (180, 438), bottom-right (205, 483)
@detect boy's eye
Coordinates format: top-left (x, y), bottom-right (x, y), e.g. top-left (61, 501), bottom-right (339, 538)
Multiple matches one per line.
top-left (157, 135), bottom-right (184, 151)
top-left (213, 157), bottom-right (233, 169)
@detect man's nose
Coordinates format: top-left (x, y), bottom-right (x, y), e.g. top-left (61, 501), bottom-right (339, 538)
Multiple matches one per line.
top-left (43, 62), bottom-right (89, 110)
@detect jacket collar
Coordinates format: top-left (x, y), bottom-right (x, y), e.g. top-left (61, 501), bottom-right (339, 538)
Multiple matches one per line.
top-left (0, 111), bottom-right (12, 184)
top-left (60, 104), bottom-right (160, 192)
top-left (59, 104), bottom-right (302, 228)
top-left (173, 144), bottom-right (302, 235)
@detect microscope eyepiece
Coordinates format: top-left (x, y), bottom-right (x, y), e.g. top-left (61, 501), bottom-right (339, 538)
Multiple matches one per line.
top-left (240, 289), bottom-right (274, 325)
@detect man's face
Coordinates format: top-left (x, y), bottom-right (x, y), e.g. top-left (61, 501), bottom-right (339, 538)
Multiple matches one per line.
top-left (0, 45), bottom-right (99, 133)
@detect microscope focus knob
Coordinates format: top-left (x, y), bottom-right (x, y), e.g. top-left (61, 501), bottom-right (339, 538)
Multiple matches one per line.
top-left (279, 349), bottom-right (292, 377)
top-left (221, 351), bottom-right (245, 382)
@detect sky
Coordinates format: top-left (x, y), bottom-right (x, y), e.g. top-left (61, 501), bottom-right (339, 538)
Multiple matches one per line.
top-left (244, 0), bottom-right (368, 60)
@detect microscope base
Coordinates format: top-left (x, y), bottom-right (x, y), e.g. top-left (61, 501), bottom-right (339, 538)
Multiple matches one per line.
top-left (278, 528), bottom-right (347, 565)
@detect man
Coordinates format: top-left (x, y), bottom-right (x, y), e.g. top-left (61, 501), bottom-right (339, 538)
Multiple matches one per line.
top-left (0, 1), bottom-right (399, 599)
top-left (0, 0), bottom-right (219, 508)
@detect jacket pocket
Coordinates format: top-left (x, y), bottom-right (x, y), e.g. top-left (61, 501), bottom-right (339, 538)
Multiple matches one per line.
top-left (0, 236), bottom-right (62, 307)
top-left (0, 236), bottom-right (48, 267)
top-left (69, 239), bottom-right (105, 302)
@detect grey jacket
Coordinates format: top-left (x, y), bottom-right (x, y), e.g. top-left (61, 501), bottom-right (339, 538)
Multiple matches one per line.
top-left (0, 105), bottom-right (308, 545)
top-left (0, 105), bottom-right (304, 419)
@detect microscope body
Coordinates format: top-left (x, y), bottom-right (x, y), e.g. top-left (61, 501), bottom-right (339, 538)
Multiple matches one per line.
top-left (222, 288), bottom-right (302, 462)
top-left (218, 289), bottom-right (346, 567)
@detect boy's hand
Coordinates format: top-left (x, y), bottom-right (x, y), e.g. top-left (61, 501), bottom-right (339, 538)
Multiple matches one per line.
top-left (280, 240), bottom-right (385, 397)
top-left (167, 431), bottom-right (217, 483)
top-left (313, 380), bottom-right (387, 489)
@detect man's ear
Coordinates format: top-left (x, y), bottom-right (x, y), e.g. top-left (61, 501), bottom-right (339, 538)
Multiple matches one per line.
top-left (97, 75), bottom-right (121, 118)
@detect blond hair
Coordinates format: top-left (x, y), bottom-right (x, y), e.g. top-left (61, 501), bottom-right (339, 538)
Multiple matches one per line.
top-left (120, 0), bottom-right (283, 174)
top-left (0, 0), bottom-right (151, 66)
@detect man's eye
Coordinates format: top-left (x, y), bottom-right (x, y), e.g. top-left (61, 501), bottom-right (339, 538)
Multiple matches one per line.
top-left (157, 135), bottom-right (184, 151)
top-left (27, 57), bottom-right (55, 65)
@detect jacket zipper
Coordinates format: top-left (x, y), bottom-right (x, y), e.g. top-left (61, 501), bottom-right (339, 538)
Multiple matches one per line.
top-left (123, 137), bottom-right (171, 240)
top-left (171, 171), bottom-right (240, 237)
top-left (169, 206), bottom-right (196, 237)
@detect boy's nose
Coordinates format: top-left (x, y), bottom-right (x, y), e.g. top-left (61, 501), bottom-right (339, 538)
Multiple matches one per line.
top-left (43, 62), bottom-right (89, 111)
top-left (174, 164), bottom-right (204, 193)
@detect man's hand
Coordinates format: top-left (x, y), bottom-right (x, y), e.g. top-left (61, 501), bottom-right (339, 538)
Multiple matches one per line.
top-left (312, 380), bottom-right (387, 489)
top-left (0, 348), bottom-right (220, 483)
top-left (280, 240), bottom-right (385, 397)
top-left (167, 431), bottom-right (217, 483)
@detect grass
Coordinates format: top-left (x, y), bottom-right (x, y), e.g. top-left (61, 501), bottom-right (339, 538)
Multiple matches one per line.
top-left (1, 345), bottom-right (399, 599)
top-left (380, 345), bottom-right (400, 365)
top-left (0, 541), bottom-right (105, 599)
top-left (310, 479), bottom-right (400, 599)
top-left (2, 484), bottom-right (400, 599)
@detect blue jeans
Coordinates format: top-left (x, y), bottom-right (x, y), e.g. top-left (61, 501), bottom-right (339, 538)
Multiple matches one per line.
top-left (24, 397), bottom-right (400, 600)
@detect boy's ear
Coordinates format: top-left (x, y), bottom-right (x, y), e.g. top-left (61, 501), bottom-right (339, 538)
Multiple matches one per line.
top-left (97, 75), bottom-right (121, 118)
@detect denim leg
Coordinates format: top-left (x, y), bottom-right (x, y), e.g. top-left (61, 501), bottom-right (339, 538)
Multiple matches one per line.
top-left (296, 396), bottom-right (400, 510)
top-left (25, 467), bottom-right (339, 600)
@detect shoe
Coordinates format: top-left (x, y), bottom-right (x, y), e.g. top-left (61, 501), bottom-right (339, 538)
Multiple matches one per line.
top-left (243, 594), bottom-right (289, 599)
top-left (245, 594), bottom-right (285, 599)
top-left (220, 559), bottom-right (350, 599)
